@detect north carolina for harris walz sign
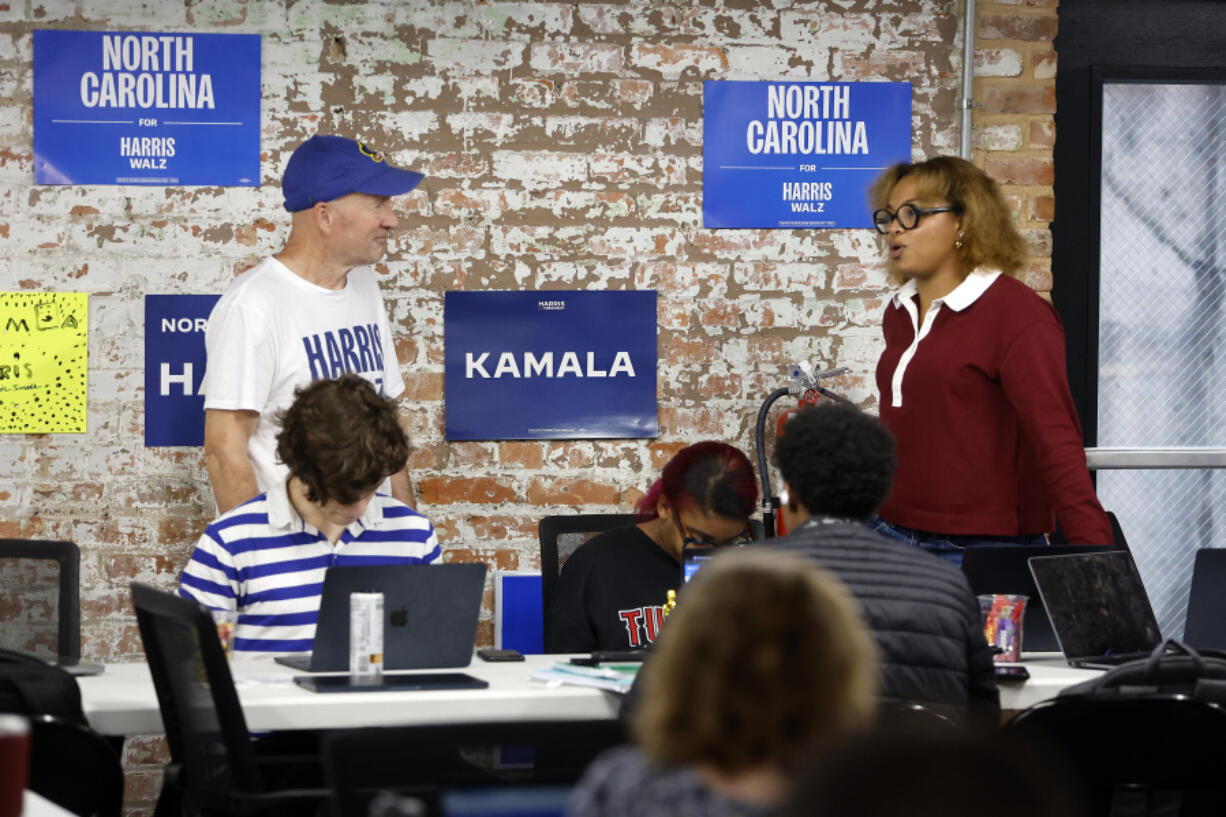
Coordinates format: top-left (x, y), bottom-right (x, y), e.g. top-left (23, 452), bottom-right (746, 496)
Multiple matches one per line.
top-left (33, 30), bottom-right (260, 186)
top-left (703, 80), bottom-right (911, 229)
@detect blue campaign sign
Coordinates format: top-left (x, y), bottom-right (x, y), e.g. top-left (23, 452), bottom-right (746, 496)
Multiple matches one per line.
top-left (144, 294), bottom-right (218, 447)
top-left (445, 291), bottom-right (658, 441)
top-left (33, 30), bottom-right (260, 186)
top-left (703, 81), bottom-right (911, 229)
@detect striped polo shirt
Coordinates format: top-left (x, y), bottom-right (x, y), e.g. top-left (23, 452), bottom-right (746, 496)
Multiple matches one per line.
top-left (179, 482), bottom-right (441, 654)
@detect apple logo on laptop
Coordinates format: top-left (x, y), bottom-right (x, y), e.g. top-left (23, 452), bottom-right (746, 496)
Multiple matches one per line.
top-left (389, 605), bottom-right (409, 628)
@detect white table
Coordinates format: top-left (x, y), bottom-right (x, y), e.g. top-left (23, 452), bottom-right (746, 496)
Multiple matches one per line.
top-left (22, 790), bottom-right (75, 817)
top-left (999, 653), bottom-right (1104, 712)
top-left (79, 653), bottom-right (621, 736)
top-left (78, 652), bottom-right (1097, 736)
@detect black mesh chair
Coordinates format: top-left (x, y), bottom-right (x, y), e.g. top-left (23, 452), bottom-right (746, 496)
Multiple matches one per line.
top-left (1003, 693), bottom-right (1226, 816)
top-left (538, 514), bottom-right (637, 653)
top-left (0, 539), bottom-right (80, 662)
top-left (130, 583), bottom-right (328, 817)
top-left (324, 720), bottom-right (627, 817)
top-left (28, 713), bottom-right (124, 817)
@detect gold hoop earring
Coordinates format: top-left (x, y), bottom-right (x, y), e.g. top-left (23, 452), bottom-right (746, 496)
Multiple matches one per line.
top-left (955, 231), bottom-right (964, 250)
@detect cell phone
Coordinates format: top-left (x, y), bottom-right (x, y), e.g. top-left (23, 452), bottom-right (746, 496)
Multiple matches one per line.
top-left (994, 664), bottom-right (1030, 681)
top-left (681, 545), bottom-right (716, 583)
top-left (476, 647), bottom-right (524, 662)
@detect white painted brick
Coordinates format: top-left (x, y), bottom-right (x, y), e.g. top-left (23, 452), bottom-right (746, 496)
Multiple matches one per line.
top-left (576, 4), bottom-right (680, 36)
top-left (975, 48), bottom-right (1023, 78)
top-left (643, 117), bottom-right (702, 149)
top-left (976, 123), bottom-right (1024, 151)
top-left (488, 224), bottom-right (589, 258)
top-left (428, 38), bottom-right (525, 74)
top-left (629, 43), bottom-right (726, 81)
top-left (529, 42), bottom-right (624, 74)
top-left (725, 44), bottom-right (823, 81)
top-left (286, 0), bottom-right (396, 31)
top-left (468, 3), bottom-right (574, 37)
top-left (679, 7), bottom-right (780, 44)
top-left (446, 112), bottom-right (518, 142)
top-left (492, 150), bottom-right (586, 191)
top-left (79, 0), bottom-right (186, 25)
top-left (367, 111), bottom-right (441, 145)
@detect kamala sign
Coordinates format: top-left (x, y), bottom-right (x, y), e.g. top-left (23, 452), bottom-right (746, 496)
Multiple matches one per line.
top-left (444, 291), bottom-right (658, 441)
top-left (702, 80), bottom-right (911, 229)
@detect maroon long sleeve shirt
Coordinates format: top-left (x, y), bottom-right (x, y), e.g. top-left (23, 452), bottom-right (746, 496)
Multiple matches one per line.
top-left (875, 270), bottom-right (1112, 544)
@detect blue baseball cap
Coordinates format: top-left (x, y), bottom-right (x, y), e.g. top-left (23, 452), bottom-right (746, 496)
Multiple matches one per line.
top-left (282, 134), bottom-right (424, 213)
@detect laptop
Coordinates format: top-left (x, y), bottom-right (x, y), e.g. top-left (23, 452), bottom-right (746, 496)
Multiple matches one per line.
top-left (1028, 551), bottom-right (1163, 669)
top-left (960, 545), bottom-right (1122, 652)
top-left (1183, 549), bottom-right (1226, 649)
top-left (275, 562), bottom-right (487, 672)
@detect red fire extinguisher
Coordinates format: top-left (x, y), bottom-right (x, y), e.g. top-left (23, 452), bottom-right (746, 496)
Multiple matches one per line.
top-left (755, 363), bottom-right (850, 538)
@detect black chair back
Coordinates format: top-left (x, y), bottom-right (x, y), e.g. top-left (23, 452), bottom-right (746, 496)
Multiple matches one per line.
top-left (130, 583), bottom-right (267, 807)
top-left (28, 713), bottom-right (123, 817)
top-left (538, 514), bottom-right (637, 652)
top-left (0, 539), bottom-right (80, 661)
top-left (324, 720), bottom-right (626, 817)
top-left (1004, 693), bottom-right (1226, 816)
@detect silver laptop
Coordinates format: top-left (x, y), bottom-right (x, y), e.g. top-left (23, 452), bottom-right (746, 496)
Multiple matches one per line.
top-left (275, 562), bottom-right (486, 672)
top-left (1028, 551), bottom-right (1162, 670)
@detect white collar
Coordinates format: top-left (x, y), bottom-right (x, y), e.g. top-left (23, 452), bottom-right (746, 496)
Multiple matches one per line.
top-left (265, 478), bottom-right (385, 536)
top-left (891, 267), bottom-right (1003, 312)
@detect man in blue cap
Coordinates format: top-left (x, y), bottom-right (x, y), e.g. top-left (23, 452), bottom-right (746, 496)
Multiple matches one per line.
top-left (201, 135), bottom-right (424, 513)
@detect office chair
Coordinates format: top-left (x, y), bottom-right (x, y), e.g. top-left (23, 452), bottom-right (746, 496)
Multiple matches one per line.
top-left (324, 720), bottom-right (627, 817)
top-left (1004, 693), bottom-right (1226, 816)
top-left (130, 583), bottom-right (328, 817)
top-left (0, 539), bottom-right (80, 662)
top-left (28, 713), bottom-right (124, 817)
top-left (538, 513), bottom-right (637, 653)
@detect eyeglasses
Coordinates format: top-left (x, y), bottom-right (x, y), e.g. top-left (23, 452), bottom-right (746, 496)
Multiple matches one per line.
top-left (675, 519), bottom-right (754, 549)
top-left (872, 203), bottom-right (961, 234)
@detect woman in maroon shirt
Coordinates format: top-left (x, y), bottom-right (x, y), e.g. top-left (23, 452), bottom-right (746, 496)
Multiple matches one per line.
top-left (866, 156), bottom-right (1111, 565)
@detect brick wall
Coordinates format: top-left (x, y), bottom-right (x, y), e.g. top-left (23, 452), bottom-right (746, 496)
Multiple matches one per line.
top-left (0, 0), bottom-right (1056, 812)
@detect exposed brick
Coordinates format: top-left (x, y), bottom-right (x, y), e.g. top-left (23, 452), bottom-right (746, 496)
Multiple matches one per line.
top-left (470, 515), bottom-right (539, 541)
top-left (978, 12), bottom-right (1058, 41)
top-left (975, 123), bottom-right (1024, 151)
top-left (980, 84), bottom-right (1056, 114)
top-left (529, 42), bottom-right (624, 74)
top-left (1029, 118), bottom-right (1055, 149)
top-left (1033, 50), bottom-right (1057, 79)
top-left (526, 477), bottom-right (621, 507)
top-left (498, 441), bottom-right (546, 469)
top-left (1030, 194), bottom-right (1055, 223)
top-left (418, 477), bottom-right (518, 505)
top-left (445, 547), bottom-right (520, 571)
top-left (984, 156), bottom-right (1054, 186)
top-left (975, 48), bottom-right (1023, 77)
top-left (629, 43), bottom-right (728, 80)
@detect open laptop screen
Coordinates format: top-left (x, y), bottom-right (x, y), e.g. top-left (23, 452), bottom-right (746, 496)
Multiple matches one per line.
top-left (1028, 551), bottom-right (1162, 662)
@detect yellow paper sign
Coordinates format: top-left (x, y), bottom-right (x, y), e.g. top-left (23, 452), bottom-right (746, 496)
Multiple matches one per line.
top-left (0, 292), bottom-right (89, 433)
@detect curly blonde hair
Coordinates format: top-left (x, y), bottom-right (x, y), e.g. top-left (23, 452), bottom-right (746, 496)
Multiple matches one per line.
top-left (868, 155), bottom-right (1026, 277)
top-left (632, 548), bottom-right (878, 775)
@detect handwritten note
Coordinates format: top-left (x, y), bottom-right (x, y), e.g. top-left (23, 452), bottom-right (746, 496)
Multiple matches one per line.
top-left (0, 292), bottom-right (89, 433)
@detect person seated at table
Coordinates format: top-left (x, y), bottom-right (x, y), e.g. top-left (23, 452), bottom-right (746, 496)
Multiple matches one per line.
top-left (548, 441), bottom-right (757, 653)
top-left (179, 373), bottom-right (440, 655)
top-left (565, 548), bottom-right (878, 817)
top-left (770, 402), bottom-right (998, 728)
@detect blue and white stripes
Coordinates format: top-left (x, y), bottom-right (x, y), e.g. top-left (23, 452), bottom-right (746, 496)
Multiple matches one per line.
top-left (179, 485), bottom-right (440, 654)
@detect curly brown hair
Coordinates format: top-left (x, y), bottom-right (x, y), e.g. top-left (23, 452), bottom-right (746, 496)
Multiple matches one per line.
top-left (632, 548), bottom-right (878, 775)
top-left (868, 155), bottom-right (1026, 277)
top-left (274, 374), bottom-right (408, 506)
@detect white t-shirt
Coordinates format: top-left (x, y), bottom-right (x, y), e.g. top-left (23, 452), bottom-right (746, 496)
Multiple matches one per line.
top-left (201, 257), bottom-right (405, 492)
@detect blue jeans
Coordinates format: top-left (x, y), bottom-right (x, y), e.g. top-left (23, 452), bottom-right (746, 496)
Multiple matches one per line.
top-left (868, 516), bottom-right (1048, 568)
